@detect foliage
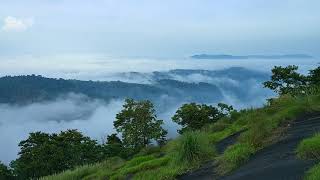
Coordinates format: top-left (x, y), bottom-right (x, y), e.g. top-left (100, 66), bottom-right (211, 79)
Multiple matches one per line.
top-left (305, 163), bottom-right (320, 180)
top-left (12, 130), bottom-right (103, 179)
top-left (309, 66), bottom-right (320, 85)
top-left (174, 131), bottom-right (216, 164)
top-left (110, 156), bottom-right (170, 179)
top-left (217, 143), bottom-right (255, 174)
top-left (172, 103), bottom-right (228, 133)
top-left (0, 161), bottom-right (14, 180)
top-left (296, 133), bottom-right (320, 161)
top-left (263, 65), bottom-right (307, 95)
top-left (114, 99), bottom-right (167, 150)
top-left (41, 157), bottom-right (125, 180)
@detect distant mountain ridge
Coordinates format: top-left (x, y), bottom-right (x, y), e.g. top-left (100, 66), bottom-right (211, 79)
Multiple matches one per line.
top-left (191, 54), bottom-right (313, 59)
top-left (0, 67), bottom-right (272, 109)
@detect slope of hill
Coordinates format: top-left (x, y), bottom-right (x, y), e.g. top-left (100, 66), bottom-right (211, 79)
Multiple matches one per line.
top-left (41, 89), bottom-right (320, 180)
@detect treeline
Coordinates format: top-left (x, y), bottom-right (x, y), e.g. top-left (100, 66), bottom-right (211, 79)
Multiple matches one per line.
top-left (1, 65), bottom-right (320, 179)
top-left (0, 75), bottom-right (222, 104)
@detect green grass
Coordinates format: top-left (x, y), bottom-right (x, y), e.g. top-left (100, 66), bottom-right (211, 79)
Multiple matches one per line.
top-left (305, 163), bottom-right (320, 180)
top-left (174, 131), bottom-right (216, 164)
top-left (129, 131), bottom-right (217, 180)
top-left (217, 93), bottom-right (320, 174)
top-left (41, 157), bottom-right (125, 180)
top-left (216, 143), bottom-right (255, 174)
top-left (297, 133), bottom-right (320, 161)
top-left (41, 90), bottom-right (320, 180)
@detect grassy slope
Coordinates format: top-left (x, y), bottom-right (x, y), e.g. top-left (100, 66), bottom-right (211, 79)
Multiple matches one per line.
top-left (42, 91), bottom-right (320, 180)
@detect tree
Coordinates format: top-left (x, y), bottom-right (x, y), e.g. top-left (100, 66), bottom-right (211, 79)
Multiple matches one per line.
top-left (263, 65), bottom-right (307, 95)
top-left (106, 133), bottom-right (122, 145)
top-left (102, 133), bottom-right (127, 158)
top-left (217, 103), bottom-right (234, 116)
top-left (309, 66), bottom-right (320, 85)
top-left (0, 161), bottom-right (13, 180)
top-left (12, 130), bottom-right (103, 179)
top-left (172, 103), bottom-right (225, 133)
top-left (114, 99), bottom-right (167, 150)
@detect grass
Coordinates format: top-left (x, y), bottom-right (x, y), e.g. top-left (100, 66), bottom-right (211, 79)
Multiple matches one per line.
top-left (175, 131), bottom-right (216, 164)
top-left (41, 90), bottom-right (320, 180)
top-left (305, 163), bottom-right (320, 180)
top-left (128, 131), bottom-right (217, 180)
top-left (216, 143), bottom-right (255, 174)
top-left (216, 93), bottom-right (320, 175)
top-left (296, 133), bottom-right (320, 161)
top-left (41, 157), bottom-right (125, 180)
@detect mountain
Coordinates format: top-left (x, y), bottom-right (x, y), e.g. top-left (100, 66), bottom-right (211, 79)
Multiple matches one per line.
top-left (0, 67), bottom-right (272, 109)
top-left (191, 54), bottom-right (313, 59)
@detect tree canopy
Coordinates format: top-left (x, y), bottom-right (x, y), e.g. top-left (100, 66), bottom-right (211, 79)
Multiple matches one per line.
top-left (114, 99), bottom-right (167, 150)
top-left (172, 103), bottom-right (231, 133)
top-left (12, 130), bottom-right (103, 179)
top-left (263, 65), bottom-right (320, 95)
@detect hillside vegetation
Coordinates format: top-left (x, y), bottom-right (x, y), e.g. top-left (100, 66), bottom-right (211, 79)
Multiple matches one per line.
top-left (2, 65), bottom-right (320, 180)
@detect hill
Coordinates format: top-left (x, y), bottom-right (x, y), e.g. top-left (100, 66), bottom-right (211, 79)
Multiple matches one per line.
top-left (191, 54), bottom-right (313, 60)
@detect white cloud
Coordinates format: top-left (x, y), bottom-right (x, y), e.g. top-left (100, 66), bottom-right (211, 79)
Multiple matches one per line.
top-left (2, 16), bottom-right (34, 32)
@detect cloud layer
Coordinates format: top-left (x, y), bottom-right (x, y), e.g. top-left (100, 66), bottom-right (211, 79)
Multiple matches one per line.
top-left (2, 16), bottom-right (34, 32)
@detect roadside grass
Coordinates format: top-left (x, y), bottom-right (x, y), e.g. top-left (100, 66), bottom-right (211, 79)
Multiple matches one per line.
top-left (128, 131), bottom-right (217, 180)
top-left (216, 143), bottom-right (255, 174)
top-left (41, 157), bottom-right (125, 180)
top-left (305, 163), bottom-right (320, 180)
top-left (296, 133), bottom-right (320, 161)
top-left (175, 131), bottom-right (216, 164)
top-left (296, 134), bottom-right (320, 180)
top-left (216, 93), bottom-right (320, 175)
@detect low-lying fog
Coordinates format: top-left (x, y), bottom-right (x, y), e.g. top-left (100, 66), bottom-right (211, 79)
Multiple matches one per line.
top-left (0, 55), bottom-right (318, 164)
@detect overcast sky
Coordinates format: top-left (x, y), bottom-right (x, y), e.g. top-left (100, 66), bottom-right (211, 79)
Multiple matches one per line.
top-left (0, 0), bottom-right (319, 57)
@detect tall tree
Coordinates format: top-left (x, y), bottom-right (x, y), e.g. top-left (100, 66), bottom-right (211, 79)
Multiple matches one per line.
top-left (309, 66), bottom-right (320, 85)
top-left (114, 99), bottom-right (167, 150)
top-left (172, 103), bottom-right (225, 133)
top-left (0, 161), bottom-right (13, 180)
top-left (263, 65), bottom-right (307, 95)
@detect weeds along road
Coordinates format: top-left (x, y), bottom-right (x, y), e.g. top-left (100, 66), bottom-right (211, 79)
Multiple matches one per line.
top-left (179, 113), bottom-right (320, 180)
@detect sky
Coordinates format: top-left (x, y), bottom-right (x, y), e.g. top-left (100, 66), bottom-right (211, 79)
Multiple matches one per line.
top-left (0, 0), bottom-right (319, 57)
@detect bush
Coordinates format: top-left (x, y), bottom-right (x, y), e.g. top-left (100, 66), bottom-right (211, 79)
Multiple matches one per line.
top-left (305, 163), bottom-right (320, 180)
top-left (174, 131), bottom-right (216, 164)
top-left (217, 143), bottom-right (255, 174)
top-left (296, 134), bottom-right (320, 160)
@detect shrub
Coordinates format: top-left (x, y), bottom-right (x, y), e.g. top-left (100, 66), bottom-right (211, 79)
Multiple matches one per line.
top-left (217, 143), bottom-right (255, 174)
top-left (174, 131), bottom-right (216, 164)
top-left (296, 134), bottom-right (320, 160)
top-left (305, 163), bottom-right (320, 180)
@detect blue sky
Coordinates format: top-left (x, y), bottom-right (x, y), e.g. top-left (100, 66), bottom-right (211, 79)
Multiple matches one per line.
top-left (0, 0), bottom-right (319, 57)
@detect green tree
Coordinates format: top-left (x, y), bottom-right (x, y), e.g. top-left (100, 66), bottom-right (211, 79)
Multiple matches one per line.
top-left (263, 65), bottom-right (307, 95)
top-left (114, 99), bottom-right (167, 150)
top-left (309, 66), bottom-right (320, 85)
top-left (0, 161), bottom-right (14, 180)
top-left (172, 103), bottom-right (224, 133)
top-left (217, 103), bottom-right (234, 116)
top-left (102, 133), bottom-right (127, 158)
top-left (12, 130), bottom-right (103, 179)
